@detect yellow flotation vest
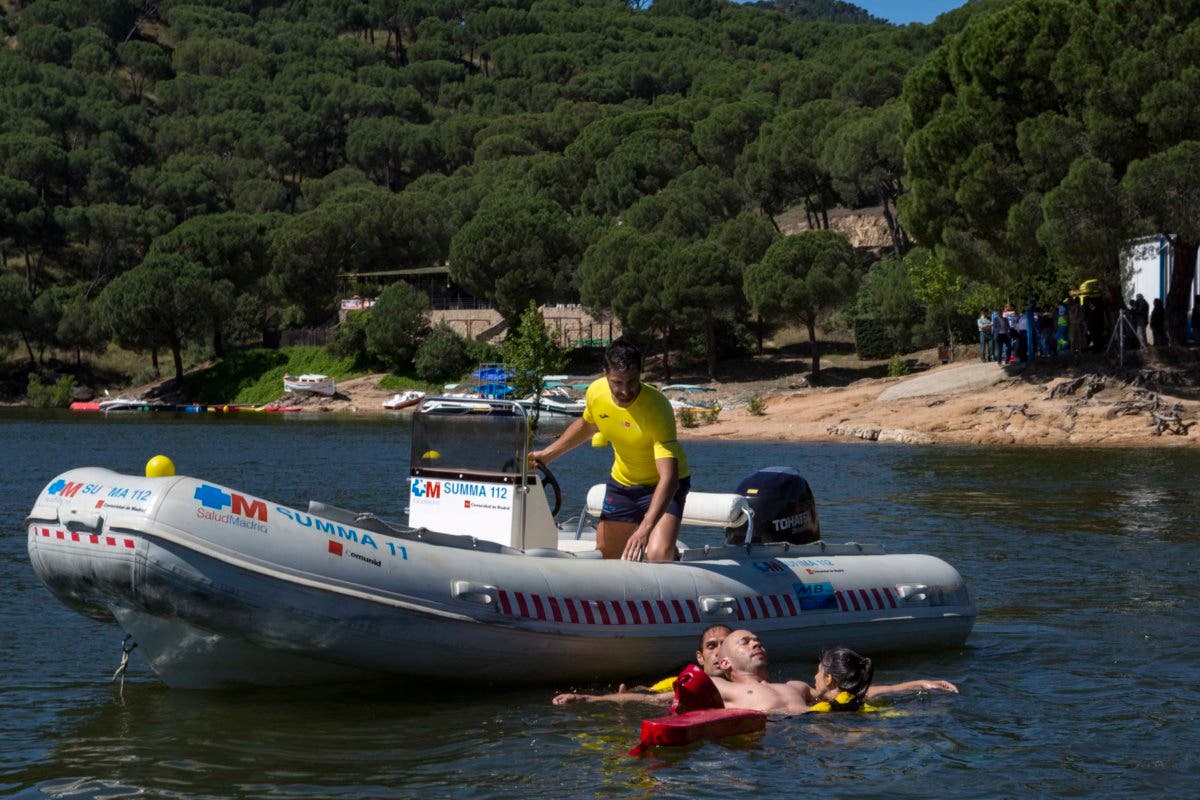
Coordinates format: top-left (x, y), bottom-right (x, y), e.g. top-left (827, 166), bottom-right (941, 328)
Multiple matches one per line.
top-left (809, 690), bottom-right (879, 713)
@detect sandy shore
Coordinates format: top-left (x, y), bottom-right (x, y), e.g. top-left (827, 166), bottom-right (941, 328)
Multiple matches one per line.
top-left (682, 361), bottom-right (1199, 446)
top-left (298, 360), bottom-right (1200, 447)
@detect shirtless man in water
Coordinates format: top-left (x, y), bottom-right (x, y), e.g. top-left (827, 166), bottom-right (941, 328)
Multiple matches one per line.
top-left (551, 624), bottom-right (731, 705)
top-left (712, 629), bottom-right (958, 714)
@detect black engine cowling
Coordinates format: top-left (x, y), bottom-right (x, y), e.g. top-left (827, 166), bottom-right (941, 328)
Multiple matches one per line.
top-left (725, 466), bottom-right (820, 545)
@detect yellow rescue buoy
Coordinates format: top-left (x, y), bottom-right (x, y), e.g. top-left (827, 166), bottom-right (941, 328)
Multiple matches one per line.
top-left (648, 675), bottom-right (677, 693)
top-left (421, 450), bottom-right (441, 460)
top-left (145, 455), bottom-right (176, 478)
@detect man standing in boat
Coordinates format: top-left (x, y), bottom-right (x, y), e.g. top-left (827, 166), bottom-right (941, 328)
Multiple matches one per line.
top-left (529, 338), bottom-right (689, 562)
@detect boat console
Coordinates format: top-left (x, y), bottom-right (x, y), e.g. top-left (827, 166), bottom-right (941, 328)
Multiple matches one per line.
top-left (408, 398), bottom-right (561, 550)
top-left (409, 397), bottom-right (776, 555)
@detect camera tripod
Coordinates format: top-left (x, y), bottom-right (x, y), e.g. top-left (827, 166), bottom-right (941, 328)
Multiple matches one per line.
top-left (1106, 309), bottom-right (1142, 368)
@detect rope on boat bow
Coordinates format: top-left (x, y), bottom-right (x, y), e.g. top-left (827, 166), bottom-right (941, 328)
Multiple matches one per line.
top-left (111, 634), bottom-right (137, 687)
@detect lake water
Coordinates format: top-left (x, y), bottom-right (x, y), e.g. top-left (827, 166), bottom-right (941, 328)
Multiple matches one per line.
top-left (2, 410), bottom-right (1197, 798)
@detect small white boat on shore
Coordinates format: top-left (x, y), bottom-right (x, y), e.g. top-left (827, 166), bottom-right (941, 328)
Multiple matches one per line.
top-left (517, 387), bottom-right (586, 418)
top-left (283, 374), bottom-right (335, 396)
top-left (98, 395), bottom-right (153, 413)
top-left (382, 390), bottom-right (425, 410)
top-left (663, 384), bottom-right (720, 414)
top-left (26, 398), bottom-right (975, 689)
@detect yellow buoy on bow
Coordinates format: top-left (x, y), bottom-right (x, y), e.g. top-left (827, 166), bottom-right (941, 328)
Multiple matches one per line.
top-left (145, 455), bottom-right (176, 478)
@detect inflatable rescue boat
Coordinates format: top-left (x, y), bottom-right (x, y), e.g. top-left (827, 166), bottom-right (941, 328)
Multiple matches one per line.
top-left (26, 400), bottom-right (975, 689)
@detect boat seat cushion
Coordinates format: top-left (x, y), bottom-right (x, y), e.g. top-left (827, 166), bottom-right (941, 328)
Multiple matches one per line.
top-left (584, 484), bottom-right (749, 528)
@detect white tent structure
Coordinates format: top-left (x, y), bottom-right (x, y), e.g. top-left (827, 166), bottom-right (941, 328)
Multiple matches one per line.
top-left (1123, 235), bottom-right (1199, 311)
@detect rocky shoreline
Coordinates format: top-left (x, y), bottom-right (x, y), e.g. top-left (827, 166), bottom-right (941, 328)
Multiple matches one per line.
top-left (257, 358), bottom-right (1200, 447)
top-left (682, 360), bottom-right (1199, 447)
top-left (18, 349), bottom-right (1194, 447)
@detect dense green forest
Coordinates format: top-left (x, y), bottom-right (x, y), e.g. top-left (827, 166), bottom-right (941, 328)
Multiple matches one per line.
top-left (1, 0), bottom-right (1197, 393)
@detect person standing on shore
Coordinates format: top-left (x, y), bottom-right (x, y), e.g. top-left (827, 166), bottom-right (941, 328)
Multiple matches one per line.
top-left (1084, 298), bottom-right (1105, 353)
top-left (977, 309), bottom-right (992, 362)
top-left (529, 338), bottom-right (689, 562)
top-left (1014, 305), bottom-right (1030, 363)
top-left (1023, 300), bottom-right (1038, 363)
top-left (1130, 293), bottom-right (1150, 348)
top-left (1056, 301), bottom-right (1069, 353)
top-left (1067, 298), bottom-right (1085, 354)
top-left (992, 308), bottom-right (1010, 364)
top-left (1150, 298), bottom-right (1168, 347)
top-left (1003, 304), bottom-right (1019, 362)
top-left (974, 309), bottom-right (993, 362)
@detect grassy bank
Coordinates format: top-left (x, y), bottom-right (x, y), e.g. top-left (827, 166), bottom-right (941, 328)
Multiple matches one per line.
top-left (181, 347), bottom-right (366, 405)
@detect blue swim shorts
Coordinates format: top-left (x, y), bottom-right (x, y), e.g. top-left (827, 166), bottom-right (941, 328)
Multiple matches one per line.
top-left (599, 476), bottom-right (691, 523)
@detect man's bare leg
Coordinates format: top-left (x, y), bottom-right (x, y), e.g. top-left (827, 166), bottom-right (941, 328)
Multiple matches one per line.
top-left (645, 513), bottom-right (682, 562)
top-left (597, 520), bottom-right (636, 559)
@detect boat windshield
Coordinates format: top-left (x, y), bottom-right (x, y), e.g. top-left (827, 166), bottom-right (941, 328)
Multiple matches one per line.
top-left (410, 403), bottom-right (529, 477)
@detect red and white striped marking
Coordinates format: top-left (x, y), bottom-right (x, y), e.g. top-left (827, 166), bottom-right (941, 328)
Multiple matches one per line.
top-left (734, 593), bottom-right (799, 621)
top-left (496, 590), bottom-right (702, 625)
top-left (34, 527), bottom-right (135, 550)
top-left (835, 587), bottom-right (898, 612)
top-left (492, 586), bottom-right (899, 625)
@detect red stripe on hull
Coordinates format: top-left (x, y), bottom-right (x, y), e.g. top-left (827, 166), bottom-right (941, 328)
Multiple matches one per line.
top-left (756, 596), bottom-right (771, 618)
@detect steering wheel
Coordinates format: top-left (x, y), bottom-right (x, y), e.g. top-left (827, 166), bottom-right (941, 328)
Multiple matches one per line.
top-left (501, 457), bottom-right (562, 518)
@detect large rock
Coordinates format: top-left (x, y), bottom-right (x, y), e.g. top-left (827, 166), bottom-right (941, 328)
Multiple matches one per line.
top-left (877, 362), bottom-right (1007, 402)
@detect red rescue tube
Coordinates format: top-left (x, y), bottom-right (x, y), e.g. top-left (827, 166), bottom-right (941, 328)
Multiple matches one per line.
top-left (69, 401), bottom-right (101, 412)
top-left (629, 708), bottom-right (766, 755)
top-left (670, 664), bottom-right (724, 713)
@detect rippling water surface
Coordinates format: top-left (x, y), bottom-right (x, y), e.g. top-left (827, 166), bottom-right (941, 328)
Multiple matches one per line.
top-left (2, 410), bottom-right (1197, 798)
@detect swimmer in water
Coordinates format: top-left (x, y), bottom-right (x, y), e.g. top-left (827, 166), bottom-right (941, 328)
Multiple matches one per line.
top-left (551, 626), bottom-right (957, 708)
top-left (711, 629), bottom-right (958, 714)
top-left (551, 625), bottom-right (731, 705)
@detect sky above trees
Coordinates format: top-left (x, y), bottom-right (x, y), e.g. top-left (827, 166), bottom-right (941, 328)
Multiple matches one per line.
top-left (852, 0), bottom-right (966, 24)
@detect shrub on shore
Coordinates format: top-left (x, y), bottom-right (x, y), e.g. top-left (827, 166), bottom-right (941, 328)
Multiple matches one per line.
top-left (415, 323), bottom-right (471, 382)
top-left (181, 346), bottom-right (360, 404)
top-left (27, 374), bottom-right (75, 408)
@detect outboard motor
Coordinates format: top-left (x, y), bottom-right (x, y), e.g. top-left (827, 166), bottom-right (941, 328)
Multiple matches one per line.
top-left (725, 466), bottom-right (820, 545)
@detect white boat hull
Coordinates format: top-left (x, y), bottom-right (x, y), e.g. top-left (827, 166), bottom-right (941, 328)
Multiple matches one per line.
top-left (517, 397), bottom-right (586, 418)
top-left (283, 375), bottom-right (335, 396)
top-left (382, 391), bottom-right (425, 410)
top-left (27, 468), bottom-right (975, 689)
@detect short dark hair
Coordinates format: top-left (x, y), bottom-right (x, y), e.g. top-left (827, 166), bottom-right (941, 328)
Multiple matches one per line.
top-left (819, 646), bottom-right (874, 710)
top-left (604, 337), bottom-right (642, 374)
top-left (697, 624), bottom-right (732, 653)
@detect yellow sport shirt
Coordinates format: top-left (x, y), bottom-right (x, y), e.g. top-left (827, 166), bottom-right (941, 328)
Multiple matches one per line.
top-left (583, 378), bottom-right (690, 486)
